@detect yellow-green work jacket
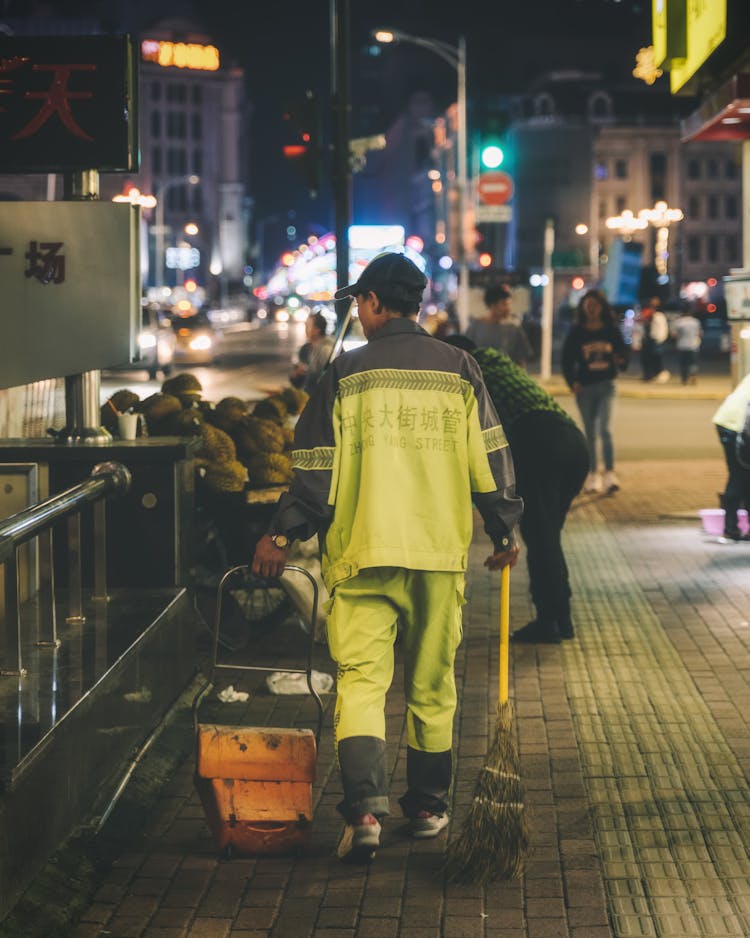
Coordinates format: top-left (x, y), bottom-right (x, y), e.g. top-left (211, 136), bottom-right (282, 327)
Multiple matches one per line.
top-left (271, 318), bottom-right (523, 593)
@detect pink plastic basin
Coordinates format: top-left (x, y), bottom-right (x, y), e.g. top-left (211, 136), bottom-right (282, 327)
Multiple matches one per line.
top-left (699, 508), bottom-right (750, 536)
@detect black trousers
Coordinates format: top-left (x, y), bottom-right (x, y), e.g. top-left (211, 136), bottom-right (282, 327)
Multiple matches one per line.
top-left (641, 340), bottom-right (664, 381)
top-left (678, 349), bottom-right (698, 383)
top-left (507, 414), bottom-right (589, 627)
top-left (717, 426), bottom-right (750, 534)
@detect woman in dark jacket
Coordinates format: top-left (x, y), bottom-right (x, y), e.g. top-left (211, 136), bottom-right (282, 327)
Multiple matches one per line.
top-left (562, 290), bottom-right (627, 495)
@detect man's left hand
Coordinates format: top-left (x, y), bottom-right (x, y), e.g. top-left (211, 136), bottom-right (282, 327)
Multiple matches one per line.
top-left (484, 544), bottom-right (520, 571)
top-left (251, 534), bottom-right (288, 579)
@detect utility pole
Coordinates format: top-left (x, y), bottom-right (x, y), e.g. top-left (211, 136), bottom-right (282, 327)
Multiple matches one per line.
top-left (540, 218), bottom-right (555, 382)
top-left (61, 170), bottom-right (110, 443)
top-left (456, 35), bottom-right (470, 332)
top-left (330, 0), bottom-right (351, 325)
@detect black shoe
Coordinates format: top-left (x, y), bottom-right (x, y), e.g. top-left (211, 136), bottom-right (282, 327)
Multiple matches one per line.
top-left (558, 619), bottom-right (575, 640)
top-left (510, 620), bottom-right (561, 644)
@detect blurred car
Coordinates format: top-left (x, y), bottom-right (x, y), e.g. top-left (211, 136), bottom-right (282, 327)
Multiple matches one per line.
top-left (139, 304), bottom-right (176, 378)
top-left (107, 303), bottom-right (175, 380)
top-left (171, 312), bottom-right (219, 365)
top-left (206, 306), bottom-right (248, 327)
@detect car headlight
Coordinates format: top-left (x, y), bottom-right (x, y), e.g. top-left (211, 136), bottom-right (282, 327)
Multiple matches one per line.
top-left (189, 334), bottom-right (213, 351)
top-left (138, 332), bottom-right (158, 350)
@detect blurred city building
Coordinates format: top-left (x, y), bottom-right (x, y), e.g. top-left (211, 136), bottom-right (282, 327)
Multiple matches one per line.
top-left (348, 63), bottom-right (743, 324)
top-left (119, 19), bottom-right (249, 308)
top-left (495, 70), bottom-right (742, 304)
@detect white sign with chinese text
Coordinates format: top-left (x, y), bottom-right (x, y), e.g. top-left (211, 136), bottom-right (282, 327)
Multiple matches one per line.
top-left (0, 202), bottom-right (139, 388)
top-left (475, 204), bottom-right (512, 224)
top-left (725, 271), bottom-right (750, 322)
top-left (166, 246), bottom-right (200, 270)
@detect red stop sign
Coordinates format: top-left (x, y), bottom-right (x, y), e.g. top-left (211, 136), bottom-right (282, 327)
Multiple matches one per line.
top-left (477, 171), bottom-right (514, 206)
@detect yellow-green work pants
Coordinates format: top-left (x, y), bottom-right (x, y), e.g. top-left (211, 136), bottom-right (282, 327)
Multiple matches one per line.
top-left (326, 566), bottom-right (465, 820)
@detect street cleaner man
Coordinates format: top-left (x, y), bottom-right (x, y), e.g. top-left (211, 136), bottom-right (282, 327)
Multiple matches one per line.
top-left (252, 252), bottom-right (522, 864)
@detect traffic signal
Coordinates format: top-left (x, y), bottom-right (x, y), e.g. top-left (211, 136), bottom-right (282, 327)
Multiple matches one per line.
top-left (479, 110), bottom-right (511, 171)
top-left (480, 143), bottom-right (504, 169)
top-left (282, 90), bottom-right (321, 197)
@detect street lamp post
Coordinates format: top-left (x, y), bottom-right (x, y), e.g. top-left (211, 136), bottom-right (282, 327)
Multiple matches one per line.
top-left (639, 200), bottom-right (684, 282)
top-left (605, 209), bottom-right (648, 242)
top-left (606, 200), bottom-right (683, 287)
top-left (153, 174), bottom-right (200, 290)
top-left (540, 218), bottom-right (555, 382)
top-left (254, 212), bottom-right (288, 282)
top-left (374, 29), bottom-right (469, 329)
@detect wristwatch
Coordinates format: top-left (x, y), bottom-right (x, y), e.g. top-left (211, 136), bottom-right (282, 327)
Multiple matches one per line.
top-left (270, 533), bottom-right (289, 549)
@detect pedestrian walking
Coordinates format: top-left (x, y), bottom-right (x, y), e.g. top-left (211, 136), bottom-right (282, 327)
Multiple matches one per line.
top-left (446, 336), bottom-right (588, 644)
top-left (639, 295), bottom-right (670, 382)
top-left (252, 252), bottom-right (522, 864)
top-left (465, 284), bottom-right (534, 368)
top-left (562, 289), bottom-right (628, 495)
top-left (672, 309), bottom-right (702, 385)
top-left (289, 309), bottom-right (335, 393)
top-left (712, 373), bottom-right (750, 542)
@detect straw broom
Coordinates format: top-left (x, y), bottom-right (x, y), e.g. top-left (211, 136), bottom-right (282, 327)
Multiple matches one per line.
top-left (445, 564), bottom-right (529, 883)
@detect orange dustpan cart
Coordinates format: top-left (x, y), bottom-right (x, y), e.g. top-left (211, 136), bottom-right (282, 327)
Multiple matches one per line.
top-left (193, 564), bottom-right (324, 857)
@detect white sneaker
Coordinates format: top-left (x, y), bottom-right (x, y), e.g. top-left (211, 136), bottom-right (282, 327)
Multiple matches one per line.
top-left (407, 811), bottom-right (450, 839)
top-left (603, 470), bottom-right (620, 494)
top-left (655, 369), bottom-right (671, 384)
top-left (337, 814), bottom-right (381, 863)
top-left (583, 472), bottom-right (602, 494)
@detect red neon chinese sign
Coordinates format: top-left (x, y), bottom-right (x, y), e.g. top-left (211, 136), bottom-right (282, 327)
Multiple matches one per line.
top-left (0, 36), bottom-right (137, 173)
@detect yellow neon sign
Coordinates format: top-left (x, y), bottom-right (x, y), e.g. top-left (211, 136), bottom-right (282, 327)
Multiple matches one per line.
top-left (669, 0), bottom-right (726, 93)
top-left (141, 40), bottom-right (220, 71)
top-left (652, 0), bottom-right (668, 68)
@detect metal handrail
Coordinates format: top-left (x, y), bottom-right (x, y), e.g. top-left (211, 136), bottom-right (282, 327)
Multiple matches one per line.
top-left (0, 461), bottom-right (132, 677)
top-left (0, 461), bottom-right (130, 564)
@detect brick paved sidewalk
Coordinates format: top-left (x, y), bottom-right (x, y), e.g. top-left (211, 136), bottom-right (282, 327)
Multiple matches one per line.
top-left (67, 456), bottom-right (750, 938)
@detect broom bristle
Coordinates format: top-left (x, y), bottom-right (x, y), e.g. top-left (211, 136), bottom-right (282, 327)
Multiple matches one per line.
top-left (445, 701), bottom-right (529, 883)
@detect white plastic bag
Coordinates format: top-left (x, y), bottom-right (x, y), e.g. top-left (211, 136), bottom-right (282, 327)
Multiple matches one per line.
top-left (217, 684), bottom-right (250, 703)
top-left (281, 538), bottom-right (330, 642)
top-left (266, 670), bottom-right (334, 695)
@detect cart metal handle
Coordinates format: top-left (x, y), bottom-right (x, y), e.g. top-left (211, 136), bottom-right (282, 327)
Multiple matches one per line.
top-left (192, 563), bottom-right (324, 746)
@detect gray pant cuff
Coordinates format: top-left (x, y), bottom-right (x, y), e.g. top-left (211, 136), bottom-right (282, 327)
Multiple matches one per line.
top-left (338, 795), bottom-right (391, 821)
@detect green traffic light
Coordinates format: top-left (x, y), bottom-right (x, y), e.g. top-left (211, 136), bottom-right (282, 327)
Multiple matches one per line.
top-left (481, 144), bottom-right (504, 169)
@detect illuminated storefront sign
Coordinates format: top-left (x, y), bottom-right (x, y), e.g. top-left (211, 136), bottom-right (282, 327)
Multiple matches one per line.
top-left (166, 246), bottom-right (200, 270)
top-left (652, 0), bottom-right (686, 69)
top-left (652, 0), bottom-right (726, 93)
top-left (141, 40), bottom-right (220, 71)
top-left (671, 0), bottom-right (726, 92)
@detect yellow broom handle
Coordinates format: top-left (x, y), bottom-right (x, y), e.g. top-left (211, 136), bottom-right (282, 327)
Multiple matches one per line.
top-left (499, 564), bottom-right (510, 705)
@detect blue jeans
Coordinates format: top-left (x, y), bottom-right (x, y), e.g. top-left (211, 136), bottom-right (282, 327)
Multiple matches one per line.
top-left (576, 380), bottom-right (615, 472)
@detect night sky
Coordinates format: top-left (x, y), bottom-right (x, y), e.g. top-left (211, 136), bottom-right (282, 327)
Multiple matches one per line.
top-left (197, 0), bottom-right (653, 238)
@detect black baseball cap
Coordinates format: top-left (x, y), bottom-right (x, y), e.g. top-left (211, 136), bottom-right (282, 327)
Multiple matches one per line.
top-left (334, 252), bottom-right (428, 301)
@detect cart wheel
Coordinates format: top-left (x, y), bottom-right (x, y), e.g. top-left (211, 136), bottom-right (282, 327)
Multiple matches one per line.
top-left (231, 575), bottom-right (291, 632)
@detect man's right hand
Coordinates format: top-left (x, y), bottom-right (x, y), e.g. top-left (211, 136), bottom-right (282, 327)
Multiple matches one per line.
top-left (252, 534), bottom-right (288, 579)
top-left (484, 544), bottom-right (520, 571)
